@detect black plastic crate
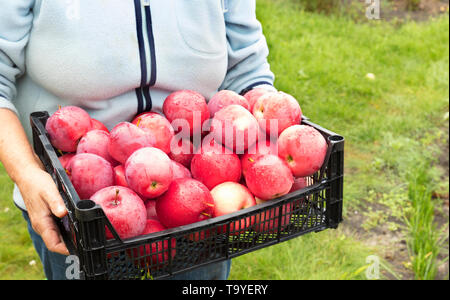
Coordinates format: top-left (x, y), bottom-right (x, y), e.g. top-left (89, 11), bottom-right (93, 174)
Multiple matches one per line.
top-left (30, 111), bottom-right (344, 280)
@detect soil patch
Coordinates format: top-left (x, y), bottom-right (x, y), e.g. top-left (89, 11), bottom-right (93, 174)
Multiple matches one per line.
top-left (341, 210), bottom-right (413, 280)
top-left (342, 124), bottom-right (449, 280)
top-left (383, 0), bottom-right (449, 21)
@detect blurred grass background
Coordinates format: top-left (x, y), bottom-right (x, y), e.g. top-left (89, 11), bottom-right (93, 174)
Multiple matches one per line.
top-left (1, 0), bottom-right (448, 280)
top-left (229, 0), bottom-right (449, 280)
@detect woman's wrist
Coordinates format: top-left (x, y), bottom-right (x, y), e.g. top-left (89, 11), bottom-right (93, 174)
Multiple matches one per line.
top-left (0, 108), bottom-right (44, 185)
top-left (12, 161), bottom-right (44, 187)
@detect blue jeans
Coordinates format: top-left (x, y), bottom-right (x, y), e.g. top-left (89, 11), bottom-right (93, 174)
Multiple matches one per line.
top-left (22, 210), bottom-right (231, 280)
top-left (167, 260), bottom-right (231, 280)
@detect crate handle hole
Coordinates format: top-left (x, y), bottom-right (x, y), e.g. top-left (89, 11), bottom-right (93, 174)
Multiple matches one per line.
top-left (328, 135), bottom-right (344, 143)
top-left (76, 200), bottom-right (96, 210)
top-left (31, 111), bottom-right (48, 118)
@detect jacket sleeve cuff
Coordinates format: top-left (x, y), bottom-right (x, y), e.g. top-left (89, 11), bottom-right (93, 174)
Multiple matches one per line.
top-left (0, 95), bottom-right (19, 115)
top-left (239, 81), bottom-right (277, 96)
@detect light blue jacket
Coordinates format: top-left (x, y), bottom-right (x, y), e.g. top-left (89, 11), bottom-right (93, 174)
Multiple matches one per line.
top-left (0, 0), bottom-right (275, 209)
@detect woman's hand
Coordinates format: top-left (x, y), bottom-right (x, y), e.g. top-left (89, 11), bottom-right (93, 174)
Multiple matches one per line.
top-left (0, 108), bottom-right (69, 256)
top-left (16, 164), bottom-right (69, 255)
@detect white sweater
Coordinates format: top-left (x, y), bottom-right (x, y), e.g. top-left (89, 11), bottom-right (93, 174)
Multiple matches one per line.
top-left (0, 0), bottom-right (276, 210)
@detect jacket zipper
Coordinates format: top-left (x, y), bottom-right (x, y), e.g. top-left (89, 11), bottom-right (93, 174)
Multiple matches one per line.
top-left (133, 0), bottom-right (156, 114)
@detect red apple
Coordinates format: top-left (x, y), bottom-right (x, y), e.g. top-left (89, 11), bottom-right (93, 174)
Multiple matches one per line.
top-left (277, 125), bottom-right (328, 177)
top-left (76, 129), bottom-right (117, 165)
top-left (211, 182), bottom-right (257, 234)
top-left (125, 147), bottom-right (173, 199)
top-left (243, 88), bottom-right (273, 112)
top-left (132, 112), bottom-right (174, 154)
top-left (156, 178), bottom-right (214, 229)
top-left (245, 154), bottom-right (294, 200)
top-left (190, 141), bottom-right (241, 190)
top-left (90, 119), bottom-right (109, 132)
top-left (46, 106), bottom-right (92, 152)
top-left (241, 139), bottom-right (278, 177)
top-left (290, 177), bottom-right (308, 193)
top-left (58, 153), bottom-right (75, 170)
top-left (144, 199), bottom-right (158, 220)
top-left (163, 90), bottom-right (210, 137)
top-left (208, 90), bottom-right (250, 117)
top-left (171, 161), bottom-right (192, 180)
top-left (90, 186), bottom-right (147, 240)
top-left (252, 91), bottom-right (302, 137)
top-left (130, 219), bottom-right (176, 267)
top-left (289, 177), bottom-right (309, 208)
top-left (210, 104), bottom-right (259, 153)
top-left (254, 197), bottom-right (293, 233)
top-left (67, 153), bottom-right (114, 200)
top-left (108, 122), bottom-right (155, 164)
top-left (168, 138), bottom-right (195, 168)
top-left (113, 165), bottom-right (128, 188)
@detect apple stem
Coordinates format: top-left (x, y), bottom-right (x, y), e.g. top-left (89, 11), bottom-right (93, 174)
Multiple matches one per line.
top-left (136, 118), bottom-right (141, 128)
top-left (114, 189), bottom-right (120, 205)
top-left (75, 138), bottom-right (82, 148)
top-left (203, 202), bottom-right (214, 208)
top-left (272, 193), bottom-right (281, 199)
top-left (65, 169), bottom-right (71, 176)
top-left (57, 149), bottom-right (64, 156)
top-left (58, 105), bottom-right (62, 111)
top-left (200, 212), bottom-right (212, 218)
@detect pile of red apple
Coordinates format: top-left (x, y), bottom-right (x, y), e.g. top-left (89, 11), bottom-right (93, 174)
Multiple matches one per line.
top-left (46, 88), bottom-right (328, 263)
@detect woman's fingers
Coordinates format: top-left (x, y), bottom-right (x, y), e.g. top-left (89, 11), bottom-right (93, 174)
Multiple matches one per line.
top-left (38, 215), bottom-right (70, 256)
top-left (41, 183), bottom-right (68, 219)
top-left (38, 175), bottom-right (69, 255)
top-left (21, 168), bottom-right (70, 256)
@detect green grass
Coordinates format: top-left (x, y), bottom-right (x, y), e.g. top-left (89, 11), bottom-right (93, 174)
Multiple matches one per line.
top-left (228, 0), bottom-right (449, 280)
top-left (229, 230), bottom-right (388, 280)
top-left (256, 0), bottom-right (449, 211)
top-left (405, 166), bottom-right (449, 280)
top-left (0, 164), bottom-right (45, 280)
top-left (0, 0), bottom-right (448, 280)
